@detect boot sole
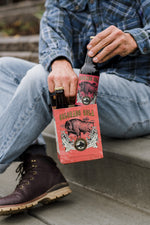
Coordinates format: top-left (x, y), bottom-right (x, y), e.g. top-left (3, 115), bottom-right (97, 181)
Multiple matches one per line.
top-left (0, 185), bottom-right (72, 216)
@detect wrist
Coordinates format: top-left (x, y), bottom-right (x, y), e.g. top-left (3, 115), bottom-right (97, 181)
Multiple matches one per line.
top-left (51, 57), bottom-right (72, 70)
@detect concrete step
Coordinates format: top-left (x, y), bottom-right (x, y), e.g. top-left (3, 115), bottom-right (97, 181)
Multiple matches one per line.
top-left (0, 163), bottom-right (150, 225)
top-left (0, 35), bottom-right (39, 62)
top-left (0, 35), bottom-right (39, 52)
top-left (0, 51), bottom-right (38, 63)
top-left (42, 120), bottom-right (150, 213)
top-left (0, 0), bottom-right (44, 22)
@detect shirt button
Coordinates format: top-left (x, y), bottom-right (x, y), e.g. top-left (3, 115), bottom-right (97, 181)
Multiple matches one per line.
top-left (75, 5), bottom-right (79, 10)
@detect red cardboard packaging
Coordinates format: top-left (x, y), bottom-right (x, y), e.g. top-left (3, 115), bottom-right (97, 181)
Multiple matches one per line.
top-left (53, 104), bottom-right (103, 164)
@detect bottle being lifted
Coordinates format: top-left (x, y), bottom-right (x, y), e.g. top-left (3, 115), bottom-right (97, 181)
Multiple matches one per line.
top-left (50, 87), bottom-right (68, 109)
top-left (75, 36), bottom-right (100, 106)
top-left (55, 87), bottom-right (68, 109)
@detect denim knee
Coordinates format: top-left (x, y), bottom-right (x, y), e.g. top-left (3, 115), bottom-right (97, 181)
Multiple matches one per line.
top-left (0, 57), bottom-right (13, 74)
top-left (97, 73), bottom-right (150, 138)
top-left (0, 57), bottom-right (13, 66)
top-left (21, 64), bottom-right (50, 105)
top-left (0, 57), bottom-right (36, 84)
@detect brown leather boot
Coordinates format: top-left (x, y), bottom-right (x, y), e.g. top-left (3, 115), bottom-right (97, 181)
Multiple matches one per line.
top-left (0, 154), bottom-right (71, 215)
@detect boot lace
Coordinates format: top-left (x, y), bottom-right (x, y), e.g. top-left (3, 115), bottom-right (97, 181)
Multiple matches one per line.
top-left (15, 160), bottom-right (37, 189)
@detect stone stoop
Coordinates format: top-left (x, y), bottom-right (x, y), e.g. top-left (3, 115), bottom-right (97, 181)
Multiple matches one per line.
top-left (42, 120), bottom-right (150, 214)
top-left (0, 35), bottom-right (39, 63)
top-left (0, 0), bottom-right (44, 21)
top-left (0, 0), bottom-right (41, 63)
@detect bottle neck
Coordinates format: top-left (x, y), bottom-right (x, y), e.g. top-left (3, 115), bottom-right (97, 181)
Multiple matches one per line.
top-left (84, 53), bottom-right (94, 65)
top-left (80, 52), bottom-right (99, 76)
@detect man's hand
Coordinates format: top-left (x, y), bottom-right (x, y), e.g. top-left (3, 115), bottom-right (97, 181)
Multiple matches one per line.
top-left (48, 59), bottom-right (78, 98)
top-left (87, 25), bottom-right (138, 63)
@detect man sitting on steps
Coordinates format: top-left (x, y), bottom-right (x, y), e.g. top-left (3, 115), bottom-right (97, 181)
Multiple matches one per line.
top-left (0, 0), bottom-right (150, 215)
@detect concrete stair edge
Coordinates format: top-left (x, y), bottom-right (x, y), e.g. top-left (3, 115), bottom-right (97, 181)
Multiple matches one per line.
top-left (0, 51), bottom-right (39, 63)
top-left (0, 0), bottom-right (44, 11)
top-left (0, 0), bottom-right (44, 19)
top-left (0, 35), bottom-right (39, 44)
top-left (0, 163), bottom-right (150, 225)
top-left (0, 35), bottom-right (39, 53)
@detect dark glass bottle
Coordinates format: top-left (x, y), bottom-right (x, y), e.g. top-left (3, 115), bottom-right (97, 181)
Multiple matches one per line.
top-left (55, 87), bottom-right (68, 109)
top-left (80, 52), bottom-right (99, 76)
top-left (49, 92), bottom-right (56, 108)
top-left (75, 37), bottom-right (100, 106)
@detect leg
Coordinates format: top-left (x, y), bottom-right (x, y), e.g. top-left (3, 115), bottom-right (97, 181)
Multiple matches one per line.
top-left (0, 57), bottom-right (52, 172)
top-left (0, 57), bottom-right (36, 114)
top-left (0, 58), bottom-right (71, 215)
top-left (97, 72), bottom-right (150, 138)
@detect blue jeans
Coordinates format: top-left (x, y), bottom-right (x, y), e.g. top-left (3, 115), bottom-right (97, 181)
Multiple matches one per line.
top-left (1, 57), bottom-right (150, 173)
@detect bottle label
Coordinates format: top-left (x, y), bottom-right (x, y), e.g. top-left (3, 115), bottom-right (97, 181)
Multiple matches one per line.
top-left (75, 74), bottom-right (99, 106)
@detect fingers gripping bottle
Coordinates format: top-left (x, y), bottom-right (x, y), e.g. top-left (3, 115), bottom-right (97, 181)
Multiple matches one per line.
top-left (75, 36), bottom-right (100, 106)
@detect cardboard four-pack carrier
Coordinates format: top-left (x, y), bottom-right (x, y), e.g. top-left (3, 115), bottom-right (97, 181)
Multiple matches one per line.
top-left (53, 103), bottom-right (103, 164)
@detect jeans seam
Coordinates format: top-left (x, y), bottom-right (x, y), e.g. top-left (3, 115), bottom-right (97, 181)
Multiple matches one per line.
top-left (0, 68), bottom-right (16, 79)
top-left (123, 119), bottom-right (150, 137)
top-left (0, 68), bottom-right (21, 85)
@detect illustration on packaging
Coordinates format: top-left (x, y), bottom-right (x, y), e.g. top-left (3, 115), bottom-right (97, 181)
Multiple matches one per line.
top-left (53, 104), bottom-right (103, 164)
top-left (61, 118), bottom-right (98, 152)
top-left (53, 106), bottom-right (100, 153)
top-left (75, 74), bottom-right (99, 105)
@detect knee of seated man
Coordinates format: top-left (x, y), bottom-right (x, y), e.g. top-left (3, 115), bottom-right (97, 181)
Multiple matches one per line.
top-left (0, 57), bottom-right (14, 68)
top-left (22, 64), bottom-right (49, 90)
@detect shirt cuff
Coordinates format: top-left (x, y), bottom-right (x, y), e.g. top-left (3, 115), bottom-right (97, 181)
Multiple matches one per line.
top-left (39, 49), bottom-right (73, 72)
top-left (124, 28), bottom-right (150, 55)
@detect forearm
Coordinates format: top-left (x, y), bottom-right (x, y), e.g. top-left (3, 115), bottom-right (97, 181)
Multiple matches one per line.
top-left (124, 28), bottom-right (150, 55)
top-left (39, 0), bottom-right (73, 71)
top-left (124, 0), bottom-right (150, 55)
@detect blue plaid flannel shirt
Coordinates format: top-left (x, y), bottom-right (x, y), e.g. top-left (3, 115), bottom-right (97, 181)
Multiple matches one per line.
top-left (39, 0), bottom-right (150, 85)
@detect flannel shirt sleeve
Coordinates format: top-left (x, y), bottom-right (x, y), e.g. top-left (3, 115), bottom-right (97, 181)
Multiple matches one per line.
top-left (124, 0), bottom-right (150, 55)
top-left (39, 0), bottom-right (73, 71)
